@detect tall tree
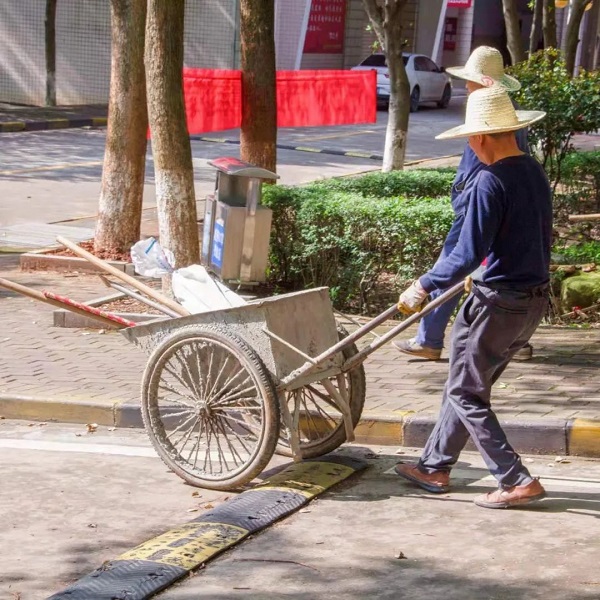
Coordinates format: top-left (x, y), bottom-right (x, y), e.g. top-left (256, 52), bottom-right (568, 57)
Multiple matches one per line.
top-left (529, 0), bottom-right (544, 55)
top-left (239, 0), bottom-right (277, 173)
top-left (95, 0), bottom-right (148, 256)
top-left (503, 0), bottom-right (526, 63)
top-left (145, 0), bottom-right (199, 269)
top-left (543, 0), bottom-right (558, 47)
top-left (563, 0), bottom-right (589, 75)
top-left (362, 0), bottom-right (411, 172)
top-left (45, 0), bottom-right (57, 106)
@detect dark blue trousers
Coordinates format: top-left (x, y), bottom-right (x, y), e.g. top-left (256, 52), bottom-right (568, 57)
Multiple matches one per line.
top-left (418, 283), bottom-right (549, 488)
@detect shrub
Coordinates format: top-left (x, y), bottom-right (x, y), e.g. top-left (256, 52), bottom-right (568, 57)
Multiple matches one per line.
top-left (315, 168), bottom-right (456, 198)
top-left (262, 185), bottom-right (454, 311)
top-left (508, 49), bottom-right (600, 189)
top-left (552, 242), bottom-right (600, 265)
top-left (561, 150), bottom-right (600, 212)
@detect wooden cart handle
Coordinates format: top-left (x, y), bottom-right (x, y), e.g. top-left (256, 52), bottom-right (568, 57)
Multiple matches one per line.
top-left (0, 277), bottom-right (123, 329)
top-left (56, 236), bottom-right (190, 317)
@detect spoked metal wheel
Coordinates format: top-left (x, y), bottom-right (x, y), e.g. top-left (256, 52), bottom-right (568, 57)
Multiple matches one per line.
top-left (276, 327), bottom-right (366, 458)
top-left (141, 325), bottom-right (280, 490)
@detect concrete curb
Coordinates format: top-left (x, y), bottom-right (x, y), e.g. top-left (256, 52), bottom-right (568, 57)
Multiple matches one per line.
top-left (1, 393), bottom-right (598, 458)
top-left (0, 116), bottom-right (107, 133)
top-left (190, 135), bottom-right (385, 161)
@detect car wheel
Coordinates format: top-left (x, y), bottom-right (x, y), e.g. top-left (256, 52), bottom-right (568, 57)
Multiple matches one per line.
top-left (437, 84), bottom-right (451, 109)
top-left (410, 87), bottom-right (420, 113)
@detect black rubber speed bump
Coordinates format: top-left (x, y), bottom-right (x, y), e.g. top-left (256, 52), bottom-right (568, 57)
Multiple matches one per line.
top-left (47, 456), bottom-right (366, 599)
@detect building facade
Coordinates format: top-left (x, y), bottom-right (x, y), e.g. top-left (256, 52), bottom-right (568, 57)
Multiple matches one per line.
top-left (0, 0), bottom-right (597, 106)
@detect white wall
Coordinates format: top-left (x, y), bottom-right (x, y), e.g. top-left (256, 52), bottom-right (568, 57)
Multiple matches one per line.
top-left (0, 0), bottom-right (46, 105)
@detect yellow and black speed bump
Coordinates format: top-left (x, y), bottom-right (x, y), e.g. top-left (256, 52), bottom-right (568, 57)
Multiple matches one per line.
top-left (47, 455), bottom-right (365, 600)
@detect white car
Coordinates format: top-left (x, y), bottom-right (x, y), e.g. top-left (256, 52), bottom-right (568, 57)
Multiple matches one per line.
top-left (352, 52), bottom-right (452, 112)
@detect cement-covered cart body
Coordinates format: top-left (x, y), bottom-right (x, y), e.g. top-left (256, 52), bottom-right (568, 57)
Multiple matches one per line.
top-left (121, 283), bottom-right (465, 490)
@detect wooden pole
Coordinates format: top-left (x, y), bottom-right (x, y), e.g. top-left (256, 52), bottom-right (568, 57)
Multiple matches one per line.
top-left (0, 277), bottom-right (123, 329)
top-left (568, 213), bottom-right (600, 222)
top-left (56, 236), bottom-right (190, 316)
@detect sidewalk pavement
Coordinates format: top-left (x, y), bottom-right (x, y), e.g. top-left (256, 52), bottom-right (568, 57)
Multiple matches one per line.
top-left (1, 263), bottom-right (599, 458)
top-left (0, 103), bottom-right (108, 132)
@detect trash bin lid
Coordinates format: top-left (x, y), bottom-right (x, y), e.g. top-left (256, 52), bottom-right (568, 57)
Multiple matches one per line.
top-left (208, 157), bottom-right (279, 180)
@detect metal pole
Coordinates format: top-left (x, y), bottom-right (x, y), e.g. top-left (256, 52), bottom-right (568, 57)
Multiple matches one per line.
top-left (279, 280), bottom-right (466, 388)
top-left (342, 281), bottom-right (465, 373)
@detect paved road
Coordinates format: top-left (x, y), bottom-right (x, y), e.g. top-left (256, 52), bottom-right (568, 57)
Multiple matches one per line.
top-left (1, 420), bottom-right (598, 600)
top-left (0, 98), bottom-right (467, 228)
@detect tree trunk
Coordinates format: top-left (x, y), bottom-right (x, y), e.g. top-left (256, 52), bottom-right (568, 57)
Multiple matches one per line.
top-left (95, 0), bottom-right (148, 256)
top-left (529, 0), bottom-right (543, 55)
top-left (502, 0), bottom-right (526, 63)
top-left (240, 0), bottom-right (277, 173)
top-left (45, 0), bottom-right (57, 106)
top-left (145, 0), bottom-right (199, 269)
top-left (362, 0), bottom-right (410, 172)
top-left (563, 0), bottom-right (588, 75)
top-left (543, 0), bottom-right (558, 48)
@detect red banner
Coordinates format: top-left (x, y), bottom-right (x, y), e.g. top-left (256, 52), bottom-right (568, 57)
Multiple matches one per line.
top-left (183, 69), bottom-right (242, 134)
top-left (180, 68), bottom-right (376, 134)
top-left (448, 0), bottom-right (472, 7)
top-left (303, 0), bottom-right (347, 54)
top-left (276, 70), bottom-right (376, 127)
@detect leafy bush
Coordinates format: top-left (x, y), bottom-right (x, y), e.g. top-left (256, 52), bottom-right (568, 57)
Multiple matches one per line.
top-left (552, 242), bottom-right (600, 265)
top-left (561, 150), bottom-right (600, 212)
top-left (508, 49), bottom-right (600, 188)
top-left (315, 168), bottom-right (456, 199)
top-left (262, 183), bottom-right (454, 311)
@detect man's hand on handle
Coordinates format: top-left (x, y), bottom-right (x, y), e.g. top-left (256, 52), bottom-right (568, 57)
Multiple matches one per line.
top-left (398, 280), bottom-right (428, 315)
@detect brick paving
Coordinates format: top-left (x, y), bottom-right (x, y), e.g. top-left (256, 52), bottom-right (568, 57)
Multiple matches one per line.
top-left (1, 264), bottom-right (598, 423)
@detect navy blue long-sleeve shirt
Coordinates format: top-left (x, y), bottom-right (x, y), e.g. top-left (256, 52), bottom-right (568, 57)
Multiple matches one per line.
top-left (419, 154), bottom-right (552, 293)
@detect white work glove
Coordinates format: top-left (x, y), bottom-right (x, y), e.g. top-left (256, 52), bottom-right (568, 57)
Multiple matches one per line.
top-left (398, 280), bottom-right (428, 315)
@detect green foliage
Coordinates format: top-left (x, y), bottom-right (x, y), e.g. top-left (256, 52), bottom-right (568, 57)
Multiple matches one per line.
top-left (552, 242), bottom-right (600, 265)
top-left (508, 49), bottom-right (600, 187)
top-left (315, 169), bottom-right (456, 198)
top-left (262, 170), bottom-right (455, 311)
top-left (560, 150), bottom-right (600, 211)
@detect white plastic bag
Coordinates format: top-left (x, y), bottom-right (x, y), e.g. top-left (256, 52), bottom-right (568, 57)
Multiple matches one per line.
top-left (172, 265), bottom-right (246, 314)
top-left (130, 238), bottom-right (174, 278)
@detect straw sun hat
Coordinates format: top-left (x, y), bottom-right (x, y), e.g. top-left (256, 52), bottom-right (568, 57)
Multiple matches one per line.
top-left (436, 85), bottom-right (545, 140)
top-left (446, 46), bottom-right (521, 91)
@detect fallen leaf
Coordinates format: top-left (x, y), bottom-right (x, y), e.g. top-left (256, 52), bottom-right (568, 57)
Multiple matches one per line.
top-left (203, 503), bottom-right (214, 509)
top-left (86, 423), bottom-right (98, 433)
top-left (187, 508), bottom-right (199, 513)
top-left (191, 491), bottom-right (202, 497)
top-left (0, 416), bottom-right (5, 420)
top-left (395, 551), bottom-right (407, 560)
top-left (87, 523), bottom-right (97, 528)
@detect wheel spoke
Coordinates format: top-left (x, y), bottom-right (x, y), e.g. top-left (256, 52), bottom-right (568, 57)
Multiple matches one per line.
top-left (164, 411), bottom-right (198, 442)
top-left (214, 416), bottom-right (246, 466)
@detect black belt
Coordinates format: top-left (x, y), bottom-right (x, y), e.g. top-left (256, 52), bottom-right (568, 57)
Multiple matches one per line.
top-left (473, 281), bottom-right (549, 298)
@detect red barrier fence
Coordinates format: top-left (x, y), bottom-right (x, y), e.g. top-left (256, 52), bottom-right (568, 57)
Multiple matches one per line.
top-left (180, 68), bottom-right (376, 134)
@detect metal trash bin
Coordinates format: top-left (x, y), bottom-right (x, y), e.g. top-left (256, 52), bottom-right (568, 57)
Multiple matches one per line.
top-left (202, 157), bottom-right (278, 284)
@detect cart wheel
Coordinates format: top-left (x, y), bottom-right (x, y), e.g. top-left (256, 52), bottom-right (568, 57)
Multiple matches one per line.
top-left (141, 324), bottom-right (280, 490)
top-left (276, 326), bottom-right (366, 458)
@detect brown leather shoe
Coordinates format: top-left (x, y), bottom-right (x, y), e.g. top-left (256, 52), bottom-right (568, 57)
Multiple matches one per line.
top-left (394, 463), bottom-right (450, 493)
top-left (474, 478), bottom-right (546, 509)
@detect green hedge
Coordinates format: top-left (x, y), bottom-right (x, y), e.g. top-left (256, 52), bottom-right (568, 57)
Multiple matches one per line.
top-left (262, 170), bottom-right (454, 310)
top-left (314, 168), bottom-right (456, 198)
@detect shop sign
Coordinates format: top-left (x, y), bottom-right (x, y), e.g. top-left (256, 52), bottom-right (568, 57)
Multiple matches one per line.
top-left (303, 0), bottom-right (347, 54)
top-left (448, 0), bottom-right (472, 7)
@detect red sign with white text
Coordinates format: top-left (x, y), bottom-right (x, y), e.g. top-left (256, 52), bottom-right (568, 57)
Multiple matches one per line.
top-left (303, 0), bottom-right (347, 54)
top-left (448, 0), bottom-right (472, 7)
